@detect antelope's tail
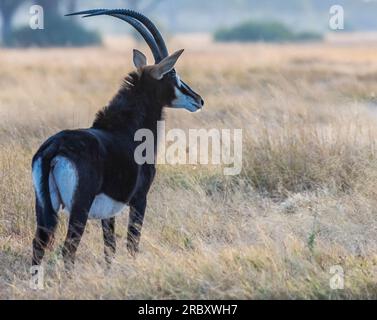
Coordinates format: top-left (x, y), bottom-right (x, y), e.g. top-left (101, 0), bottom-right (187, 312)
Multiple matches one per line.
top-left (32, 141), bottom-right (60, 232)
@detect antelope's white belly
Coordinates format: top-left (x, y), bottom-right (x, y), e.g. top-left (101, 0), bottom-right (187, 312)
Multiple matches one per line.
top-left (88, 193), bottom-right (128, 219)
top-left (62, 193), bottom-right (128, 220)
top-left (60, 193), bottom-right (128, 220)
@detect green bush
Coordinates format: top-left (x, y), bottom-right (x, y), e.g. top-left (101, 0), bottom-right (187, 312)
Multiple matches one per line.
top-left (214, 20), bottom-right (322, 43)
top-left (294, 31), bottom-right (323, 42)
top-left (10, 13), bottom-right (101, 47)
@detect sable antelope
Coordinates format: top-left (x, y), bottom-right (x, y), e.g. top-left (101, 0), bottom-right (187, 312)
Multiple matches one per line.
top-left (31, 8), bottom-right (204, 269)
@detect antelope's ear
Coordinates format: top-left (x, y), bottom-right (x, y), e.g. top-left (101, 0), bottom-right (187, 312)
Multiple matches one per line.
top-left (133, 49), bottom-right (147, 70)
top-left (150, 49), bottom-right (184, 80)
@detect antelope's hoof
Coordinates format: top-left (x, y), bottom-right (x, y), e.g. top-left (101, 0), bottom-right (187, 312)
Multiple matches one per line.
top-left (127, 243), bottom-right (139, 258)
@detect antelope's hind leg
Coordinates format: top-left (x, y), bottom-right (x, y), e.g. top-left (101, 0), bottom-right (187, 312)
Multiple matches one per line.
top-left (32, 198), bottom-right (59, 266)
top-left (62, 188), bottom-right (97, 270)
top-left (52, 157), bottom-right (97, 270)
top-left (101, 217), bottom-right (116, 267)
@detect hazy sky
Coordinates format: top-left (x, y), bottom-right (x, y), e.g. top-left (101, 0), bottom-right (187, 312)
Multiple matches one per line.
top-left (10, 0), bottom-right (377, 34)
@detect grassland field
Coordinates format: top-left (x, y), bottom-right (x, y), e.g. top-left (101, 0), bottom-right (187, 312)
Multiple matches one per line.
top-left (0, 35), bottom-right (377, 299)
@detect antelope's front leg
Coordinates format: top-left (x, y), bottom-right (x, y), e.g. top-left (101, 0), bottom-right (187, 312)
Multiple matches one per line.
top-left (127, 198), bottom-right (146, 256)
top-left (102, 217), bottom-right (116, 267)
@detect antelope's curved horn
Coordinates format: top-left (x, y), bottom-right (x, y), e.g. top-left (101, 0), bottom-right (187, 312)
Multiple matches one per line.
top-left (65, 9), bottom-right (107, 17)
top-left (66, 9), bottom-right (162, 63)
top-left (83, 9), bottom-right (169, 61)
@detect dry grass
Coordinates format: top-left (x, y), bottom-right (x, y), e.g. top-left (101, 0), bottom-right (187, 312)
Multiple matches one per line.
top-left (1, 35), bottom-right (377, 299)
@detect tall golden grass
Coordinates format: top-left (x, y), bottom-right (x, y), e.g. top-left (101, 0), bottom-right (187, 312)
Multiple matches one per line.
top-left (0, 35), bottom-right (377, 299)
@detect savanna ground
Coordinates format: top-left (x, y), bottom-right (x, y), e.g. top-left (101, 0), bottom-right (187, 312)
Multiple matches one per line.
top-left (1, 34), bottom-right (377, 299)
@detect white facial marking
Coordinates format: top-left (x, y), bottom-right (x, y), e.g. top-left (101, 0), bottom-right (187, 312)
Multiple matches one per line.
top-left (32, 157), bottom-right (44, 207)
top-left (171, 87), bottom-right (198, 112)
top-left (88, 193), bottom-right (128, 220)
top-left (49, 156), bottom-right (78, 213)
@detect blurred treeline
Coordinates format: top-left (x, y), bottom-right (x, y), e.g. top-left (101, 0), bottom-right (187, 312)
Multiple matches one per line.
top-left (214, 21), bottom-right (323, 43)
top-left (0, 0), bottom-right (165, 47)
top-left (0, 0), bottom-right (101, 47)
top-left (0, 0), bottom-right (376, 47)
